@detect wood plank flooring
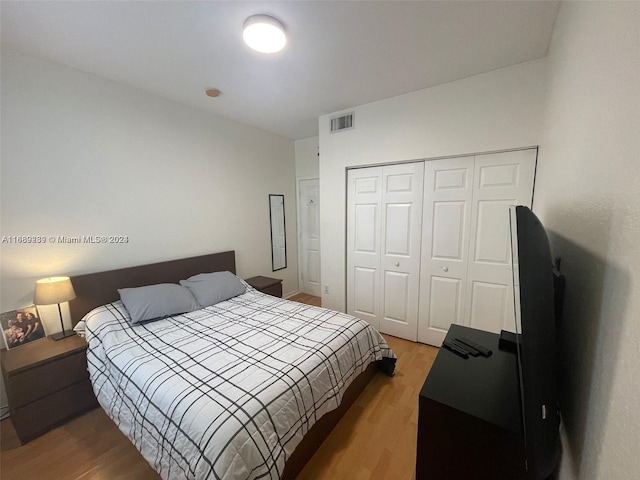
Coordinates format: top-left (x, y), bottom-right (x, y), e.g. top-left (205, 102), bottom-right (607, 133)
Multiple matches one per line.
top-left (288, 292), bottom-right (322, 307)
top-left (1, 294), bottom-right (438, 480)
top-left (297, 334), bottom-right (438, 480)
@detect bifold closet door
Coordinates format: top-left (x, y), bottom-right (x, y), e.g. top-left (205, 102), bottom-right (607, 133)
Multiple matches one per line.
top-left (464, 149), bottom-right (536, 334)
top-left (418, 149), bottom-right (536, 346)
top-left (347, 167), bottom-right (383, 329)
top-left (347, 162), bottom-right (424, 341)
top-left (379, 163), bottom-right (424, 340)
top-left (418, 157), bottom-right (474, 345)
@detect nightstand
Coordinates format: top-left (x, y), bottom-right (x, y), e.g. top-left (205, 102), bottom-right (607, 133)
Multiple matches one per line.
top-left (245, 276), bottom-right (283, 297)
top-left (0, 334), bottom-right (98, 443)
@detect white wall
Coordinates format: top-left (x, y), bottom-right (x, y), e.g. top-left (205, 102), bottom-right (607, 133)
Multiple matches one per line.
top-left (294, 136), bottom-right (319, 180)
top-left (534, 3), bottom-right (640, 479)
top-left (318, 59), bottom-right (548, 311)
top-left (0, 50), bottom-right (299, 327)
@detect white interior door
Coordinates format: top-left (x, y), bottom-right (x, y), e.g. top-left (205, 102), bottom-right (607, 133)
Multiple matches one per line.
top-left (298, 179), bottom-right (321, 296)
top-left (379, 162), bottom-right (424, 341)
top-left (347, 167), bottom-right (383, 329)
top-left (464, 149), bottom-right (537, 334)
top-left (418, 157), bottom-right (474, 345)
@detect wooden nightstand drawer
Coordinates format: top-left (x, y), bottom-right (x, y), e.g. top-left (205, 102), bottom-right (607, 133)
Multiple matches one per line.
top-left (7, 350), bottom-right (89, 407)
top-left (1, 335), bottom-right (98, 444)
top-left (261, 283), bottom-right (283, 297)
top-left (11, 379), bottom-right (98, 443)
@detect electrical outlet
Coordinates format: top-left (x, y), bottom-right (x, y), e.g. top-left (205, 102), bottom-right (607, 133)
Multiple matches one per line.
top-left (324, 284), bottom-right (329, 294)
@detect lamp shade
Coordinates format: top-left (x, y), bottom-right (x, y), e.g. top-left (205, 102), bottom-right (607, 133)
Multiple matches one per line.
top-left (34, 277), bottom-right (76, 305)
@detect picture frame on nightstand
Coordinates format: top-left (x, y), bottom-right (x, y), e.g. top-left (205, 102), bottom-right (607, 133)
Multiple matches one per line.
top-left (1, 306), bottom-right (47, 350)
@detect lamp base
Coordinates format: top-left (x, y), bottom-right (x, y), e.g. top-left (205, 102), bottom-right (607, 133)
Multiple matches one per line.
top-left (50, 330), bottom-right (76, 341)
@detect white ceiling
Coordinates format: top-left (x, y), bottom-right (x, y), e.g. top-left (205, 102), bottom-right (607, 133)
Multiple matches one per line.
top-left (1, 1), bottom-right (560, 140)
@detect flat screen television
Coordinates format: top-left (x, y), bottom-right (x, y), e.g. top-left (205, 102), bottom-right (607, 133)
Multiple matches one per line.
top-left (508, 205), bottom-right (560, 479)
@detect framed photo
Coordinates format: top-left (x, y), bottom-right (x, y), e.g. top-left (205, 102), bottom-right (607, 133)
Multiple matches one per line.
top-left (1, 306), bottom-right (47, 350)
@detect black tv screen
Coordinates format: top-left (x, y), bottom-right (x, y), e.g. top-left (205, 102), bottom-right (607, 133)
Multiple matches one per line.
top-left (509, 206), bottom-right (560, 479)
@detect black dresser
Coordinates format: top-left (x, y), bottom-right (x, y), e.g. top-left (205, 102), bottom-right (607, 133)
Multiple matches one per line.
top-left (417, 324), bottom-right (530, 479)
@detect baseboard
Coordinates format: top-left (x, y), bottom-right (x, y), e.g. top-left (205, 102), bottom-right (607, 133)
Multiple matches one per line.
top-left (284, 289), bottom-right (300, 299)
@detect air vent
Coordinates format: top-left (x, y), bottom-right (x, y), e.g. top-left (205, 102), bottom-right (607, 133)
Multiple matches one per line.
top-left (330, 113), bottom-right (354, 132)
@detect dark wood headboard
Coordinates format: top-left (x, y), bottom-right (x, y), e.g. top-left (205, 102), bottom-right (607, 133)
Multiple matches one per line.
top-left (69, 251), bottom-right (236, 324)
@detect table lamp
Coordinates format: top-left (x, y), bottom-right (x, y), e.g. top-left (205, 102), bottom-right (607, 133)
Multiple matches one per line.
top-left (34, 276), bottom-right (76, 340)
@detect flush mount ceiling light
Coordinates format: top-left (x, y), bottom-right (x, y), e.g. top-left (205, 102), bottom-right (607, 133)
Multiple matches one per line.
top-left (243, 15), bottom-right (286, 53)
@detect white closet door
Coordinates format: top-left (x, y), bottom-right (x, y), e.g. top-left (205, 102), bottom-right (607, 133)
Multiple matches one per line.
top-left (379, 162), bottom-right (424, 341)
top-left (465, 149), bottom-right (537, 334)
top-left (418, 157), bottom-right (474, 345)
top-left (347, 167), bottom-right (383, 329)
top-left (348, 148), bottom-right (535, 346)
top-left (299, 179), bottom-right (321, 296)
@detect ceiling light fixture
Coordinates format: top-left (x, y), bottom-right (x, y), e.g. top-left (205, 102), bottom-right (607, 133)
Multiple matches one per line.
top-left (243, 15), bottom-right (286, 54)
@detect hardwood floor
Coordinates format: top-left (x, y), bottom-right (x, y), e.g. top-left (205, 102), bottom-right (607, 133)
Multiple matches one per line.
top-left (1, 409), bottom-right (160, 480)
top-left (288, 292), bottom-right (322, 307)
top-left (297, 335), bottom-right (438, 480)
top-left (1, 294), bottom-right (438, 480)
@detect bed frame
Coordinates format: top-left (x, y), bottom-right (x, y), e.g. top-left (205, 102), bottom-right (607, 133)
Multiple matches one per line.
top-left (68, 250), bottom-right (377, 479)
top-left (69, 251), bottom-right (237, 324)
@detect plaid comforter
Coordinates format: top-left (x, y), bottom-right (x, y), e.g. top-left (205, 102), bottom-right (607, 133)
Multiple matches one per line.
top-left (84, 286), bottom-right (396, 480)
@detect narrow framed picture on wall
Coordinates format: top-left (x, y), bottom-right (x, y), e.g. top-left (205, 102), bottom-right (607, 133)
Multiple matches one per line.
top-left (1, 306), bottom-right (47, 349)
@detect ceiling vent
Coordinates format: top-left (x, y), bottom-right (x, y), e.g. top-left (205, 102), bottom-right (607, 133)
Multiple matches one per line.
top-left (330, 113), bottom-right (354, 133)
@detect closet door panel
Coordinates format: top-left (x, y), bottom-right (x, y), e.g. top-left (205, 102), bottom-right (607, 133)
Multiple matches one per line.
top-left (418, 157), bottom-right (474, 345)
top-left (465, 149), bottom-right (537, 334)
top-left (353, 267), bottom-right (377, 317)
top-left (473, 199), bottom-right (515, 265)
top-left (468, 280), bottom-right (510, 332)
top-left (385, 204), bottom-right (412, 255)
top-left (432, 201), bottom-right (467, 260)
top-left (379, 162), bottom-right (424, 341)
top-left (347, 168), bottom-right (383, 329)
top-left (383, 271), bottom-right (409, 322)
top-left (355, 204), bottom-right (378, 253)
top-left (428, 276), bottom-right (463, 331)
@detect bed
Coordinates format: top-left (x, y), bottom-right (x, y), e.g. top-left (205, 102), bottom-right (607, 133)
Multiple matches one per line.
top-left (69, 251), bottom-right (396, 480)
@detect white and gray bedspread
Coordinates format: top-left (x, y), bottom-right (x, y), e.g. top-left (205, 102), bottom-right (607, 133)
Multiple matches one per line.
top-left (83, 286), bottom-right (396, 480)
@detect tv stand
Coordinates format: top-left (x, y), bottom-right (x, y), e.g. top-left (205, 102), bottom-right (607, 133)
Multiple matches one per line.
top-left (417, 325), bottom-right (529, 479)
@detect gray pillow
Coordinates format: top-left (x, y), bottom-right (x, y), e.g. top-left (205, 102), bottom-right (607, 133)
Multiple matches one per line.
top-left (118, 283), bottom-right (199, 324)
top-left (180, 271), bottom-right (246, 308)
